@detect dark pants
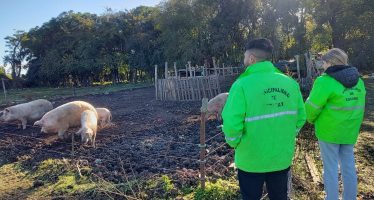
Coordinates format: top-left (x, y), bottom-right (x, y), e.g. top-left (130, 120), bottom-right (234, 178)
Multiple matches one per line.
top-left (238, 167), bottom-right (290, 200)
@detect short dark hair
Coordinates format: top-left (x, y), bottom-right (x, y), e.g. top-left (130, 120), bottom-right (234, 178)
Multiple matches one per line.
top-left (245, 38), bottom-right (273, 60)
top-left (245, 38), bottom-right (274, 53)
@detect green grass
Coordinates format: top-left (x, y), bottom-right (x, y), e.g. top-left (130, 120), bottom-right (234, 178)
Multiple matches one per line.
top-left (190, 179), bottom-right (240, 200)
top-left (0, 163), bottom-right (33, 199)
top-left (0, 82), bottom-right (153, 105)
top-left (0, 158), bottom-right (97, 199)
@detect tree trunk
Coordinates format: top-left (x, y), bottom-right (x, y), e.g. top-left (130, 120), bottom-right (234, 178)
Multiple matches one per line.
top-left (17, 63), bottom-right (21, 78)
top-left (11, 63), bottom-right (17, 79)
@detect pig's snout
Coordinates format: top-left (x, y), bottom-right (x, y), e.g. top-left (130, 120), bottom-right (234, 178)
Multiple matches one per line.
top-left (40, 127), bottom-right (47, 133)
top-left (81, 135), bottom-right (89, 144)
top-left (34, 120), bottom-right (42, 126)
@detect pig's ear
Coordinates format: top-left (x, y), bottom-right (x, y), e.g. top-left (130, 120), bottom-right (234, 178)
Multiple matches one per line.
top-left (4, 108), bottom-right (9, 113)
top-left (76, 129), bottom-right (83, 135)
top-left (34, 120), bottom-right (42, 126)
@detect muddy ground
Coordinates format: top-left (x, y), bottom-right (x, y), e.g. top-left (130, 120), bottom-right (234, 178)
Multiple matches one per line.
top-left (0, 86), bottom-right (232, 198)
top-left (0, 79), bottom-right (373, 199)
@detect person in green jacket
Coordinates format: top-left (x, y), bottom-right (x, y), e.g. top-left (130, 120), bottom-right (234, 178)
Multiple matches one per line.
top-left (222, 38), bottom-right (306, 200)
top-left (305, 48), bottom-right (366, 200)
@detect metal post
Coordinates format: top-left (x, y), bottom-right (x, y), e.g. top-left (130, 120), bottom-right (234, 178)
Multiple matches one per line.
top-left (199, 98), bottom-right (208, 189)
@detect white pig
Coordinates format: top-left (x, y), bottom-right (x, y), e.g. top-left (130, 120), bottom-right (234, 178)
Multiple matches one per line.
top-left (207, 93), bottom-right (229, 120)
top-left (34, 101), bottom-right (97, 139)
top-left (76, 110), bottom-right (97, 147)
top-left (95, 108), bottom-right (112, 128)
top-left (1, 99), bottom-right (53, 129)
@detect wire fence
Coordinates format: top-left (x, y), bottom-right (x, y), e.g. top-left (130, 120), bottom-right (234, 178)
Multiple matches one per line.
top-left (0, 97), bottom-right (320, 200)
top-left (0, 112), bottom-right (232, 182)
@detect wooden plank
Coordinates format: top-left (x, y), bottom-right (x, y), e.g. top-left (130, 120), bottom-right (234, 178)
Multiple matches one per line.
top-left (162, 79), bottom-right (165, 100)
top-left (188, 79), bottom-right (192, 101)
top-left (200, 78), bottom-right (207, 98)
top-left (182, 79), bottom-right (187, 101)
top-left (305, 154), bottom-right (321, 184)
top-left (199, 98), bottom-right (208, 189)
top-left (165, 79), bottom-right (169, 100)
top-left (196, 77), bottom-right (201, 101)
top-left (188, 61), bottom-right (192, 78)
top-left (172, 79), bottom-right (177, 101)
top-left (207, 77), bottom-right (213, 99)
top-left (216, 76), bottom-right (221, 94)
top-left (212, 57), bottom-right (217, 76)
top-left (168, 79), bottom-right (172, 100)
top-left (160, 79), bottom-right (164, 101)
top-left (167, 79), bottom-right (171, 100)
top-left (175, 78), bottom-right (180, 101)
top-left (158, 79), bottom-right (162, 101)
top-left (173, 79), bottom-right (176, 101)
top-left (165, 62), bottom-right (168, 79)
top-left (155, 65), bottom-right (158, 100)
top-left (295, 55), bottom-right (301, 80)
top-left (222, 63), bottom-right (226, 77)
top-left (174, 62), bottom-right (178, 78)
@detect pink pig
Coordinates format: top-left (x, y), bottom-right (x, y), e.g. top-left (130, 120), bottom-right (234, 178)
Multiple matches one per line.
top-left (34, 101), bottom-right (97, 139)
top-left (1, 99), bottom-right (53, 129)
top-left (207, 93), bottom-right (229, 120)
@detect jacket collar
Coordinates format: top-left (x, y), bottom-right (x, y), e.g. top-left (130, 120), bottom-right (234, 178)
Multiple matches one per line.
top-left (239, 61), bottom-right (278, 79)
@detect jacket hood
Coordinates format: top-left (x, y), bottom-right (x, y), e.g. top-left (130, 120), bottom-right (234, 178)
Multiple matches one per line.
top-left (325, 65), bottom-right (359, 88)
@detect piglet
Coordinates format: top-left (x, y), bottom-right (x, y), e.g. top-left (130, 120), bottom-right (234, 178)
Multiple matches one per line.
top-left (95, 108), bottom-right (112, 128)
top-left (76, 110), bottom-right (98, 147)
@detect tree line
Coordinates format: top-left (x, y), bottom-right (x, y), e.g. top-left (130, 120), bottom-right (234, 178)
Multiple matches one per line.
top-left (3, 0), bottom-right (373, 87)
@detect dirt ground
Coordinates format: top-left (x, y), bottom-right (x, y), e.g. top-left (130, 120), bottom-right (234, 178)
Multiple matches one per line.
top-left (0, 78), bottom-right (373, 199)
top-left (0, 86), bottom-right (231, 199)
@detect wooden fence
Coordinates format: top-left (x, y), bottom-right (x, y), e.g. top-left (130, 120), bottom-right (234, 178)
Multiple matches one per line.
top-left (155, 76), bottom-right (221, 101)
top-left (154, 61), bottom-right (239, 101)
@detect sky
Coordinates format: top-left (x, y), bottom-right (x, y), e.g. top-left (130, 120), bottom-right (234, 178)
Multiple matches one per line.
top-left (0, 0), bottom-right (161, 70)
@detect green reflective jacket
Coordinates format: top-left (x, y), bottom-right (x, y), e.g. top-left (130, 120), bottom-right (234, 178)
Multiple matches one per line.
top-left (305, 74), bottom-right (366, 144)
top-left (222, 61), bottom-right (306, 173)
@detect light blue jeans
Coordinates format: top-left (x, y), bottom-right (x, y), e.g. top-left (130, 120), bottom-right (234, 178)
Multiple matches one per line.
top-left (319, 141), bottom-right (357, 200)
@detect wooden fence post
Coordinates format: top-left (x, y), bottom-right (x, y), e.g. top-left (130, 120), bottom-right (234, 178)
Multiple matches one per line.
top-left (155, 65), bottom-right (158, 100)
top-left (174, 62), bottom-right (177, 78)
top-left (71, 132), bottom-right (75, 156)
top-left (165, 62), bottom-right (168, 79)
top-left (1, 78), bottom-right (7, 102)
top-left (295, 55), bottom-right (301, 80)
top-left (199, 98), bottom-right (208, 189)
top-left (188, 61), bottom-right (193, 78)
top-left (212, 57), bottom-right (217, 76)
top-left (222, 63), bottom-right (226, 77)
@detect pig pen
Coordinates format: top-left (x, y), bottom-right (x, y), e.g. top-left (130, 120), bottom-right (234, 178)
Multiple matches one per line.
top-left (0, 87), bottom-right (234, 198)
